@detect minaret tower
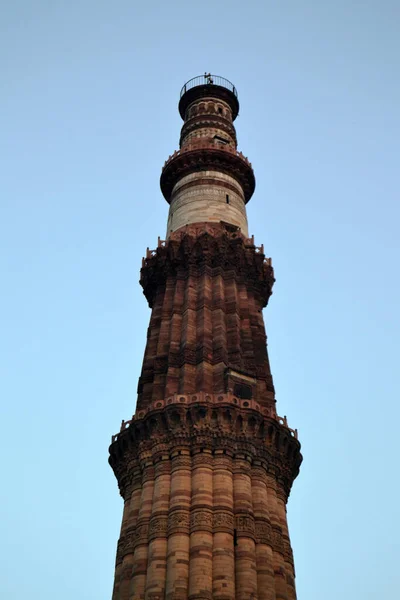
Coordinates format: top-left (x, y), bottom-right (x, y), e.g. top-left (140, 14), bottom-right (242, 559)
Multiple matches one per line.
top-left (109, 74), bottom-right (302, 600)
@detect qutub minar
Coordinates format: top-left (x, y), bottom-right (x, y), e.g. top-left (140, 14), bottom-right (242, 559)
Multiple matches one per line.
top-left (109, 74), bottom-right (302, 600)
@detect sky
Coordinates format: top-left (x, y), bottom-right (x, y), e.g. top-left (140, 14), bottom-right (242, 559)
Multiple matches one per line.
top-left (1, 1), bottom-right (399, 598)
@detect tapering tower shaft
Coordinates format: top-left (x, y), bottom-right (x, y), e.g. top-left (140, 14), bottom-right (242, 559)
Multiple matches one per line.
top-left (109, 75), bottom-right (301, 600)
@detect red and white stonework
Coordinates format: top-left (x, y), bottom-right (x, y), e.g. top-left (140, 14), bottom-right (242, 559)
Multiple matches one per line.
top-left (109, 75), bottom-right (302, 600)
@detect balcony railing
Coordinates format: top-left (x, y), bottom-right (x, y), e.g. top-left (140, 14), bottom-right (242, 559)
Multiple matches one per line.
top-left (162, 140), bottom-right (252, 171)
top-left (111, 391), bottom-right (298, 443)
top-left (180, 74), bottom-right (238, 99)
top-left (142, 235), bottom-right (272, 268)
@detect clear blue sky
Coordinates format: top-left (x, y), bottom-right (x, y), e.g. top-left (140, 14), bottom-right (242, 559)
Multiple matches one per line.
top-left (1, 2), bottom-right (399, 598)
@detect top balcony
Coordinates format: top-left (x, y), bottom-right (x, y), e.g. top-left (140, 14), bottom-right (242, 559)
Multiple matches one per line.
top-left (180, 74), bottom-right (238, 99)
top-left (179, 73), bottom-right (240, 120)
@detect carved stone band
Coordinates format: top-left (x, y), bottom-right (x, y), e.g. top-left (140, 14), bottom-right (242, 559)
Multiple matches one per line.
top-left (168, 510), bottom-right (190, 534)
top-left (148, 515), bottom-right (168, 540)
top-left (235, 514), bottom-right (256, 538)
top-left (190, 509), bottom-right (213, 533)
top-left (213, 510), bottom-right (234, 532)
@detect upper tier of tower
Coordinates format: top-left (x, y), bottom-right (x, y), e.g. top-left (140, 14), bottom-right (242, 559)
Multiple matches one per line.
top-left (178, 75), bottom-right (239, 148)
top-left (160, 74), bottom-right (255, 238)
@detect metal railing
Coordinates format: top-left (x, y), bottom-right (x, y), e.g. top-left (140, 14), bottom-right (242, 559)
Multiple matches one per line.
top-left (180, 74), bottom-right (238, 99)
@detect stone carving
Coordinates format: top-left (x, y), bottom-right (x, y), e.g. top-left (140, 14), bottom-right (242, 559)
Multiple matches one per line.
top-left (116, 528), bottom-right (136, 564)
top-left (255, 519), bottom-right (273, 545)
top-left (190, 510), bottom-right (213, 532)
top-left (213, 456), bottom-right (233, 470)
top-left (271, 525), bottom-right (285, 555)
top-left (235, 514), bottom-right (255, 537)
top-left (192, 452), bottom-right (213, 468)
top-left (213, 511), bottom-right (234, 531)
top-left (284, 538), bottom-right (294, 565)
top-left (154, 461), bottom-right (171, 475)
top-left (149, 515), bottom-right (168, 539)
top-left (168, 511), bottom-right (190, 534)
top-left (171, 455), bottom-right (191, 470)
top-left (134, 522), bottom-right (149, 547)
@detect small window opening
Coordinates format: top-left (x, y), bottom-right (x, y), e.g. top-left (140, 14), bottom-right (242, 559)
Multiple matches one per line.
top-left (226, 194), bottom-right (230, 204)
top-left (234, 528), bottom-right (238, 546)
top-left (233, 382), bottom-right (252, 400)
top-left (213, 135), bottom-right (229, 145)
top-left (218, 107), bottom-right (223, 114)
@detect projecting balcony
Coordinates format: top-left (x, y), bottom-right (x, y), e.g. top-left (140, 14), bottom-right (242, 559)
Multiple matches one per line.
top-left (162, 140), bottom-right (252, 171)
top-left (160, 139), bottom-right (255, 203)
top-left (111, 391), bottom-right (298, 444)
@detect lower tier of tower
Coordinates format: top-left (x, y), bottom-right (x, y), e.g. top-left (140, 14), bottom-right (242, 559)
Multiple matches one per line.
top-left (109, 403), bottom-right (301, 600)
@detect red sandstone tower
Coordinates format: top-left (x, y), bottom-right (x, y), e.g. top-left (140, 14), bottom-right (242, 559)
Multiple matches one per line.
top-left (109, 74), bottom-right (302, 600)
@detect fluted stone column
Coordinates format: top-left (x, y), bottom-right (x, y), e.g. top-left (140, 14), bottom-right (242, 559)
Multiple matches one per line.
top-left (113, 497), bottom-right (131, 600)
top-left (166, 277), bottom-right (184, 397)
top-left (251, 465), bottom-right (275, 600)
top-left (166, 450), bottom-right (192, 600)
top-left (275, 488), bottom-right (296, 600)
top-left (189, 450), bottom-right (213, 600)
top-left (212, 450), bottom-right (235, 600)
top-left (233, 455), bottom-right (258, 599)
top-left (115, 470), bottom-right (142, 600)
top-left (266, 475), bottom-right (288, 600)
top-left (152, 277), bottom-right (175, 402)
top-left (180, 275), bottom-right (197, 394)
top-left (145, 458), bottom-right (171, 599)
top-left (113, 494), bottom-right (131, 600)
top-left (131, 462), bottom-right (155, 598)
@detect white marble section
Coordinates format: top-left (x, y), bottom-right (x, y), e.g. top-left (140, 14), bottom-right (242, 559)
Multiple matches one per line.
top-left (166, 171), bottom-right (248, 237)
